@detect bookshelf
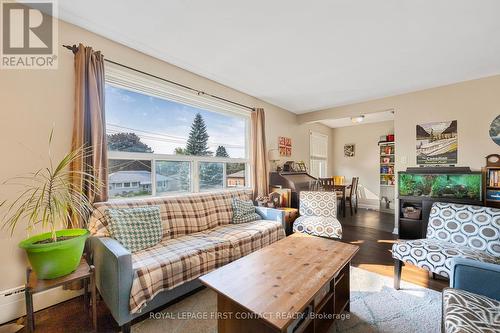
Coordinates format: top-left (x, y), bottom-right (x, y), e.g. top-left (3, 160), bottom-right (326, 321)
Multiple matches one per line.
top-left (379, 140), bottom-right (395, 213)
top-left (483, 154), bottom-right (500, 208)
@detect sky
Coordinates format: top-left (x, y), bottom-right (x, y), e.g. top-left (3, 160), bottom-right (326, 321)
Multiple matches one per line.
top-left (105, 84), bottom-right (247, 158)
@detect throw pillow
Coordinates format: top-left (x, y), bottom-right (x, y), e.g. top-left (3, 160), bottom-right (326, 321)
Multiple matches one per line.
top-left (232, 198), bottom-right (261, 224)
top-left (105, 206), bottom-right (162, 253)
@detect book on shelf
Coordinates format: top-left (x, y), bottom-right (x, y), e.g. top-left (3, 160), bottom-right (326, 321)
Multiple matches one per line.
top-left (488, 169), bottom-right (500, 187)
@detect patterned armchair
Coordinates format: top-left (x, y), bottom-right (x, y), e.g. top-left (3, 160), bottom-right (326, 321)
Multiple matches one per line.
top-left (292, 191), bottom-right (342, 239)
top-left (392, 202), bottom-right (500, 289)
top-left (442, 258), bottom-right (500, 333)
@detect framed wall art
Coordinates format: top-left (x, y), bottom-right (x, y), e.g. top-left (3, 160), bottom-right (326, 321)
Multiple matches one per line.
top-left (416, 120), bottom-right (457, 165)
top-left (279, 136), bottom-right (292, 157)
top-left (344, 144), bottom-right (355, 157)
top-left (490, 115), bottom-right (500, 146)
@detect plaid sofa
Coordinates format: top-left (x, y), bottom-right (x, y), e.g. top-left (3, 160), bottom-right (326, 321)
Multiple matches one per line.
top-left (88, 190), bottom-right (286, 329)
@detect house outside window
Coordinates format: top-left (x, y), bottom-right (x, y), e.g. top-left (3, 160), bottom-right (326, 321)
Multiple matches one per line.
top-left (105, 63), bottom-right (250, 199)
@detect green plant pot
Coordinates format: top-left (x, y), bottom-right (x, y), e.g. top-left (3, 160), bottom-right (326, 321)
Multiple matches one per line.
top-left (18, 229), bottom-right (89, 279)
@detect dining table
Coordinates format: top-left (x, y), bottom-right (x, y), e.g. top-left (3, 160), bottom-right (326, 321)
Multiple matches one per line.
top-left (333, 183), bottom-right (351, 218)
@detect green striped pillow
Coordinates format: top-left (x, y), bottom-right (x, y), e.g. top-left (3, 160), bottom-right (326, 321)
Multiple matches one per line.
top-left (232, 198), bottom-right (261, 224)
top-left (105, 206), bottom-right (162, 253)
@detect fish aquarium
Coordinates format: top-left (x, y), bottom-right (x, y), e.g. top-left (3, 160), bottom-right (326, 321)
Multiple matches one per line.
top-left (398, 169), bottom-right (482, 201)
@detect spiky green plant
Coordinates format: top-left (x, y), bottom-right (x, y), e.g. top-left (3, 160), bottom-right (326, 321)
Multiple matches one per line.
top-left (0, 131), bottom-right (100, 242)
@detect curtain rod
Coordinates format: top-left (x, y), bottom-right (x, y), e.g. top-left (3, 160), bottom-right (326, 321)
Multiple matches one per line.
top-left (62, 44), bottom-right (255, 112)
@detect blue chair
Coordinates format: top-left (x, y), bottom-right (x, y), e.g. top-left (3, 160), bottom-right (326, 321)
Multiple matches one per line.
top-left (442, 258), bottom-right (500, 332)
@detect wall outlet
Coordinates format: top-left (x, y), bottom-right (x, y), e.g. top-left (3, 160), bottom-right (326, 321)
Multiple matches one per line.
top-left (400, 155), bottom-right (407, 164)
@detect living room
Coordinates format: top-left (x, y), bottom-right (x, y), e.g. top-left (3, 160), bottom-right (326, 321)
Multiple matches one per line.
top-left (0, 1), bottom-right (499, 333)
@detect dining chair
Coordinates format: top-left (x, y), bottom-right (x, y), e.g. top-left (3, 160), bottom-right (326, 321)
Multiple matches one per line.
top-left (332, 176), bottom-right (345, 186)
top-left (345, 177), bottom-right (359, 216)
top-left (317, 177), bottom-right (335, 191)
top-left (317, 178), bottom-right (345, 216)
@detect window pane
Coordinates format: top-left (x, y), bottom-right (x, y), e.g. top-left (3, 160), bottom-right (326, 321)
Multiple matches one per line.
top-left (108, 159), bottom-right (152, 198)
top-left (199, 162), bottom-right (223, 191)
top-left (156, 161), bottom-right (191, 194)
top-left (310, 159), bottom-right (327, 178)
top-left (226, 163), bottom-right (246, 188)
top-left (106, 84), bottom-right (247, 158)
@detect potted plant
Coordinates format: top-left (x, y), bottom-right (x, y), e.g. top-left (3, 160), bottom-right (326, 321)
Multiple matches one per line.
top-left (1, 132), bottom-right (99, 279)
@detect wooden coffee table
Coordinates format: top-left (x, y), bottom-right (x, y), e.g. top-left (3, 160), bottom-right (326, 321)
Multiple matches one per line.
top-left (199, 233), bottom-right (359, 333)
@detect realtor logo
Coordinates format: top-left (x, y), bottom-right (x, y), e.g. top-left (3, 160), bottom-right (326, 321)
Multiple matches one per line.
top-left (1, 0), bottom-right (58, 69)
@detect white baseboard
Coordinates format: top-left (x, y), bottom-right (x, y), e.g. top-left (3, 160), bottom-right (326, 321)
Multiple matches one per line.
top-left (358, 203), bottom-right (379, 211)
top-left (0, 286), bottom-right (82, 325)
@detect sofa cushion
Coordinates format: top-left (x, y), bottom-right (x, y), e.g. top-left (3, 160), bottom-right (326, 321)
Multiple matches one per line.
top-left (105, 206), bottom-right (162, 253)
top-left (443, 288), bottom-right (500, 333)
top-left (427, 202), bottom-right (500, 257)
top-left (392, 239), bottom-right (499, 278)
top-left (89, 189), bottom-right (252, 239)
top-left (129, 233), bottom-right (232, 313)
top-left (231, 198), bottom-right (261, 224)
top-left (293, 216), bottom-right (342, 239)
top-left (204, 220), bottom-right (285, 259)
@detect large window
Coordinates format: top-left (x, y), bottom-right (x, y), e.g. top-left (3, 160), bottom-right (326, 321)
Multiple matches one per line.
top-left (105, 64), bottom-right (250, 199)
top-left (310, 132), bottom-right (328, 178)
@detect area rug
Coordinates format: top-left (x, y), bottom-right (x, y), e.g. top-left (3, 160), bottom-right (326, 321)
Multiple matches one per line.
top-left (132, 267), bottom-right (441, 333)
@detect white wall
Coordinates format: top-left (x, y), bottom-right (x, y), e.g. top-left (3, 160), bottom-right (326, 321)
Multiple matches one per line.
top-left (331, 121), bottom-right (394, 209)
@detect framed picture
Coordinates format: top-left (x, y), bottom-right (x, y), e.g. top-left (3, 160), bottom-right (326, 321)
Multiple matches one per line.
top-left (269, 192), bottom-right (282, 208)
top-left (416, 120), bottom-right (457, 165)
top-left (269, 186), bottom-right (292, 208)
top-left (344, 144), bottom-right (355, 157)
top-left (296, 161), bottom-right (307, 172)
top-left (278, 136), bottom-right (292, 157)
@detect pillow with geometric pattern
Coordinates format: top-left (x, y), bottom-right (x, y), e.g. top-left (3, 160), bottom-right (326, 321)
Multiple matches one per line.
top-left (232, 198), bottom-right (261, 224)
top-left (104, 206), bottom-right (162, 253)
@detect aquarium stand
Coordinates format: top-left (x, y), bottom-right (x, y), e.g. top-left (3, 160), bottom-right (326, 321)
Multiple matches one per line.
top-left (398, 167), bottom-right (483, 239)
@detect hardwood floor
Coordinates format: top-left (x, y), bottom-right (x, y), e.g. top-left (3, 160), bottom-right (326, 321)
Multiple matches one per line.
top-left (338, 207), bottom-right (395, 233)
top-left (7, 213), bottom-right (447, 333)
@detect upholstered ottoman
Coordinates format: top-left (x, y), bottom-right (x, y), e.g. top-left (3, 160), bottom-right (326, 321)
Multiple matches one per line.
top-left (442, 288), bottom-right (500, 333)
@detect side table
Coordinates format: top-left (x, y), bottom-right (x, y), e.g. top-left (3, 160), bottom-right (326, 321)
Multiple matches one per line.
top-left (25, 258), bottom-right (97, 332)
top-left (278, 207), bottom-right (299, 235)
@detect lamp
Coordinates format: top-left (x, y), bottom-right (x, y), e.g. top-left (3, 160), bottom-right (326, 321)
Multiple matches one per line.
top-left (351, 115), bottom-right (365, 123)
top-left (268, 149), bottom-right (280, 171)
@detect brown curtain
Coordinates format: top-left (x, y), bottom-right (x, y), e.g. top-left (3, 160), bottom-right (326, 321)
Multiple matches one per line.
top-left (70, 43), bottom-right (108, 227)
top-left (251, 108), bottom-right (268, 199)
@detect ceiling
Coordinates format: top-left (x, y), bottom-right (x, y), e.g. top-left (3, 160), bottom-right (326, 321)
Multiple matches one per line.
top-left (319, 110), bottom-right (394, 128)
top-left (57, 0), bottom-right (500, 114)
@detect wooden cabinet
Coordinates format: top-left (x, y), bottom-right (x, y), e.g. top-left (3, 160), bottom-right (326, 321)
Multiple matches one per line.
top-left (278, 207), bottom-right (299, 235)
top-left (289, 263), bottom-right (351, 333)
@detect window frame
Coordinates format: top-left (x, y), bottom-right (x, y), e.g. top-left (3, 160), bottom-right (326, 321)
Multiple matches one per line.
top-left (105, 63), bottom-right (251, 198)
top-left (309, 131), bottom-right (328, 178)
